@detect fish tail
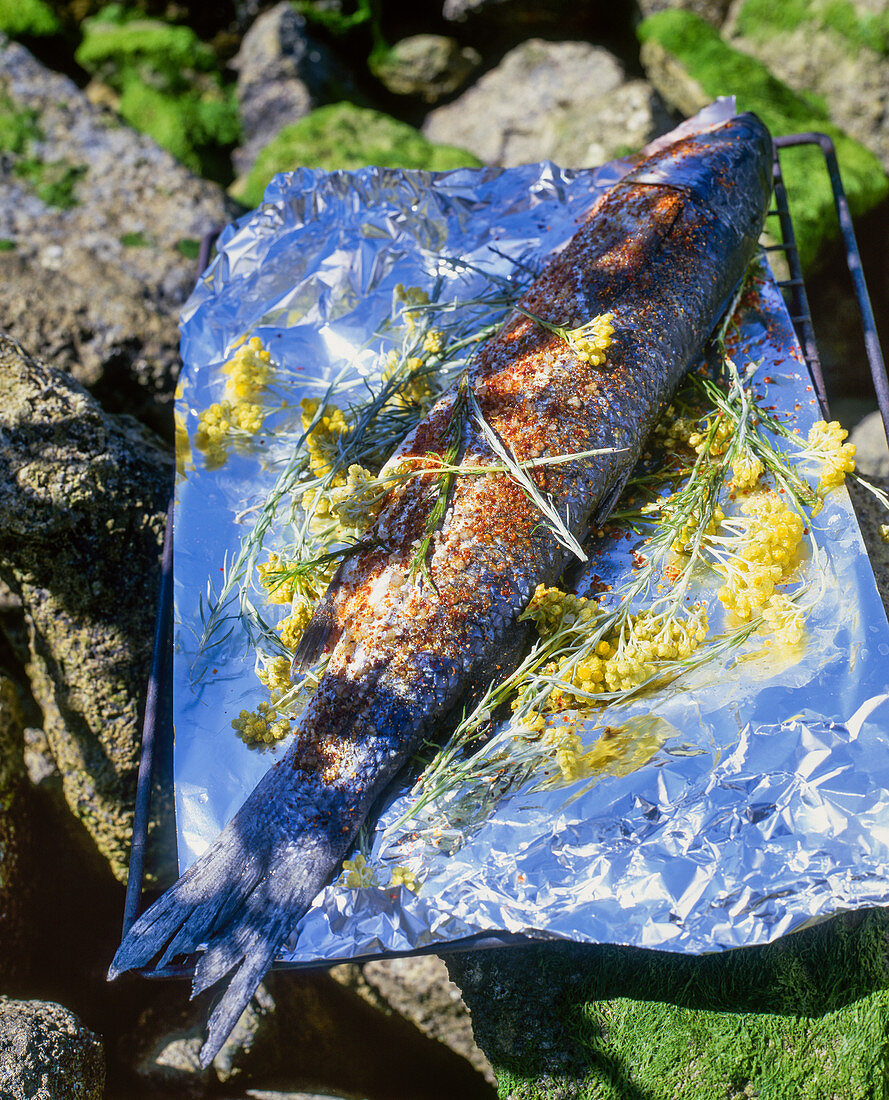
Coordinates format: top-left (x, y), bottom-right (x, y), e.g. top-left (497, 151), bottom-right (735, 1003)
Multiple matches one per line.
top-left (109, 761), bottom-right (353, 1066)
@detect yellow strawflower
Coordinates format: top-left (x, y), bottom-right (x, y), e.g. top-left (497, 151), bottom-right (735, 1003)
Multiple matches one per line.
top-left (806, 420), bottom-right (856, 495)
top-left (731, 448), bottom-right (764, 491)
top-left (717, 495), bottom-right (804, 620)
top-left (328, 464), bottom-right (385, 533)
top-left (276, 598), bottom-right (315, 650)
top-left (562, 312), bottom-right (614, 366)
top-left (224, 336), bottom-right (272, 400)
top-left (389, 866), bottom-right (419, 892)
top-left (232, 701), bottom-right (290, 747)
top-left (760, 592), bottom-right (806, 647)
top-left (339, 853), bottom-right (379, 887)
top-left (521, 584), bottom-right (598, 636)
top-left (300, 397), bottom-right (351, 481)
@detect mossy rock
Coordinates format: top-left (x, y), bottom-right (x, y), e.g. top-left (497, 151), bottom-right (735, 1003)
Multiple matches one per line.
top-left (448, 909), bottom-right (889, 1099)
top-left (231, 101), bottom-right (483, 208)
top-left (0, 0), bottom-right (60, 38)
top-left (74, 4), bottom-right (239, 181)
top-left (637, 9), bottom-right (889, 269)
top-left (734, 0), bottom-right (889, 56)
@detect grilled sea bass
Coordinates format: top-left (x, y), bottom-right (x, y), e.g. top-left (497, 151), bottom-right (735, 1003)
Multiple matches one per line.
top-left (111, 112), bottom-right (774, 1062)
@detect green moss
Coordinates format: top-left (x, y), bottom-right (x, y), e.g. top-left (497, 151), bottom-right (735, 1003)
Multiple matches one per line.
top-left (74, 4), bottom-right (239, 182)
top-left (0, 240), bottom-right (15, 251)
top-left (0, 0), bottom-right (60, 37)
top-left (175, 237), bottom-right (201, 259)
top-left (116, 79), bottom-right (239, 178)
top-left (120, 231), bottom-right (151, 247)
top-left (637, 10), bottom-right (889, 268)
top-left (13, 157), bottom-right (86, 208)
top-left (480, 913), bottom-right (889, 1099)
top-left (233, 102), bottom-right (482, 208)
top-left (0, 91), bottom-right (41, 155)
top-left (736, 0), bottom-right (889, 55)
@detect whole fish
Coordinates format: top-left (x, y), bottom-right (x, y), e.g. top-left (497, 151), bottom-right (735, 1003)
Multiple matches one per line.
top-left (110, 112), bottom-right (773, 1062)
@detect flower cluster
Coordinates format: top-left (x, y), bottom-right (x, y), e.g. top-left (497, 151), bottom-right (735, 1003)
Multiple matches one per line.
top-left (666, 499), bottom-right (725, 554)
top-left (338, 853), bottom-right (379, 887)
top-left (650, 405), bottom-right (700, 454)
top-left (761, 592), bottom-right (806, 647)
top-left (257, 551), bottom-right (299, 605)
top-left (806, 420), bottom-right (856, 496)
top-left (716, 494), bottom-right (804, 620)
top-left (561, 312), bottom-right (614, 366)
top-left (328, 463), bottom-right (385, 533)
top-left (394, 283), bottom-right (430, 329)
top-left (536, 720), bottom-right (663, 785)
top-left (337, 854), bottom-right (420, 892)
top-left (382, 349), bottom-right (435, 413)
top-left (688, 414), bottom-right (733, 458)
top-left (232, 701), bottom-right (290, 747)
top-left (194, 337), bottom-right (274, 466)
top-left (257, 655), bottom-right (293, 704)
top-left (223, 336), bottom-right (273, 399)
top-left (731, 447), bottom-right (765, 491)
top-left (276, 598), bottom-right (316, 650)
top-left (524, 588), bottom-right (709, 707)
top-left (300, 398), bottom-right (351, 481)
top-left (521, 583), bottom-right (598, 636)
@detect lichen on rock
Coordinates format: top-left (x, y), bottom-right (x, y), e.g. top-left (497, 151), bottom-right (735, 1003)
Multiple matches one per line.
top-left (0, 334), bottom-right (173, 882)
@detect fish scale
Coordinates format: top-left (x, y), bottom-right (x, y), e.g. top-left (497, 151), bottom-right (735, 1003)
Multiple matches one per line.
top-left (110, 112), bottom-right (774, 1064)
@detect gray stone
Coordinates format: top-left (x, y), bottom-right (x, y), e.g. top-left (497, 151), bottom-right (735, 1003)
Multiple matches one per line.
top-left (635, 0), bottom-right (733, 26)
top-left (374, 35), bottom-right (481, 103)
top-left (423, 40), bottom-right (671, 168)
top-left (851, 410), bottom-right (889, 479)
top-left (231, 2), bottom-right (355, 177)
top-left (0, 335), bottom-right (173, 882)
top-left (330, 954), bottom-right (494, 1083)
top-left (0, 998), bottom-right (104, 1100)
top-left (639, 36), bottom-right (711, 119)
top-left (0, 38), bottom-right (232, 433)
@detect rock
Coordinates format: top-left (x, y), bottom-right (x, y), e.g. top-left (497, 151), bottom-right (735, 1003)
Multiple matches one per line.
top-left (0, 676), bottom-right (31, 988)
top-left (725, 0), bottom-right (889, 175)
top-left (230, 102), bottom-right (481, 208)
top-left (0, 37), bottom-right (233, 435)
top-left (441, 0), bottom-right (617, 47)
top-left (330, 955), bottom-right (495, 1083)
top-left (635, 0), bottom-right (733, 26)
top-left (637, 10), bottom-right (889, 268)
top-left (848, 472), bottom-right (889, 618)
top-left (0, 335), bottom-right (173, 882)
top-left (0, 997), bottom-right (104, 1100)
top-left (121, 968), bottom-right (495, 1099)
top-left (851, 410), bottom-right (889, 479)
top-left (373, 35), bottom-right (481, 103)
top-left (422, 40), bottom-right (672, 168)
top-left (231, 2), bottom-right (355, 178)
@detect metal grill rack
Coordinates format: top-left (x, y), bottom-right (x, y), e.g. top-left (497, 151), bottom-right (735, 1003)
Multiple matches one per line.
top-left (120, 134), bottom-right (889, 956)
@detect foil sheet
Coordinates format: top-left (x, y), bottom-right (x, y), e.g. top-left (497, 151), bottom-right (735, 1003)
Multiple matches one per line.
top-left (175, 137), bottom-right (889, 966)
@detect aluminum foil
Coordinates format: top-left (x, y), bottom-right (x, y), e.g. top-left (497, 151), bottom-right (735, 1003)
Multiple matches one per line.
top-left (175, 138), bottom-right (889, 966)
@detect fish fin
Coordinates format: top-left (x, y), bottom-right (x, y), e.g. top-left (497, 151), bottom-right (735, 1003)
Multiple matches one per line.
top-left (290, 556), bottom-right (352, 672)
top-left (109, 757), bottom-right (353, 1066)
top-left (291, 598), bottom-right (338, 672)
